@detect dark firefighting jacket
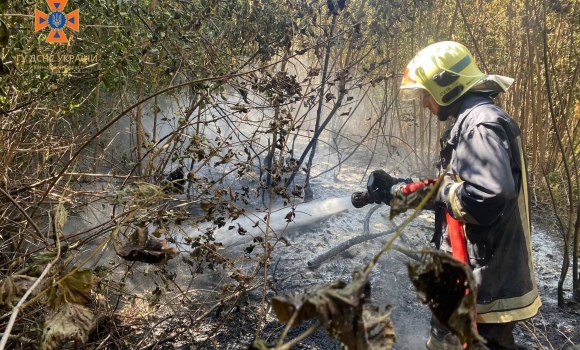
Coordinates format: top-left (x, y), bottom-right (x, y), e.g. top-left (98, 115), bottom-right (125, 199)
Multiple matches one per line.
top-left (436, 93), bottom-right (541, 323)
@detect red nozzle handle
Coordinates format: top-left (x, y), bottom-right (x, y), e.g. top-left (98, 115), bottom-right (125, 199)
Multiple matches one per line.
top-left (401, 178), bottom-right (438, 195)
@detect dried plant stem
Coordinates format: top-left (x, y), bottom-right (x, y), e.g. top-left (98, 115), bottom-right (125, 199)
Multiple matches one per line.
top-left (0, 187), bottom-right (48, 245)
top-left (521, 319), bottom-right (555, 350)
top-left (0, 333), bottom-right (34, 344)
top-left (255, 191), bottom-right (276, 339)
top-left (0, 263), bottom-right (53, 349)
top-left (0, 228), bottom-right (61, 350)
top-left (279, 321), bottom-right (321, 350)
top-left (276, 310), bottom-right (299, 348)
top-left (0, 231), bottom-right (110, 324)
top-left (33, 53), bottom-right (309, 217)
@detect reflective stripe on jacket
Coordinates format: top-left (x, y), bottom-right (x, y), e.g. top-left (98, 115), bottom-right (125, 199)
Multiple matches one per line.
top-left (438, 94), bottom-right (541, 323)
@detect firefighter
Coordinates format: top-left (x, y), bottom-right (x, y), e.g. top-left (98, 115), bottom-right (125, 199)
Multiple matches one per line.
top-left (353, 41), bottom-right (541, 349)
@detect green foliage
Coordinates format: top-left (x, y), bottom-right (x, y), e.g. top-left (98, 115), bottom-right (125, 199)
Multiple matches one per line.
top-left (32, 252), bottom-right (59, 267)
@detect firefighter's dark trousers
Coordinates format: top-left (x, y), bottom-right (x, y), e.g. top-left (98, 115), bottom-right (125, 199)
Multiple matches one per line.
top-left (426, 316), bottom-right (518, 350)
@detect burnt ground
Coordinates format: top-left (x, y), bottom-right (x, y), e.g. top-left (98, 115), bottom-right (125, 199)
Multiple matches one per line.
top-left (79, 155), bottom-right (580, 350)
top-left (113, 206), bottom-right (580, 350)
top-left (204, 177), bottom-right (579, 350)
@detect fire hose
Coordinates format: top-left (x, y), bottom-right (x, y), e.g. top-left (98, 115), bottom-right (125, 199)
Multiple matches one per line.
top-left (352, 174), bottom-right (469, 265)
top-left (352, 173), bottom-right (478, 347)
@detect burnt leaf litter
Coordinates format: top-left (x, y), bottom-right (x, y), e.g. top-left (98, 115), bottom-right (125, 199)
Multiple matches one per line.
top-left (408, 249), bottom-right (488, 350)
top-left (262, 248), bottom-right (484, 350)
top-left (265, 267), bottom-right (395, 349)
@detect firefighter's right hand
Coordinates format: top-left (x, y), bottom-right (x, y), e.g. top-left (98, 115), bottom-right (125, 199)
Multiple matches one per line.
top-left (351, 191), bottom-right (374, 208)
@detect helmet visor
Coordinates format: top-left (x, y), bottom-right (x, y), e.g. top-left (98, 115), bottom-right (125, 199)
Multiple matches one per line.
top-left (398, 87), bottom-right (423, 101)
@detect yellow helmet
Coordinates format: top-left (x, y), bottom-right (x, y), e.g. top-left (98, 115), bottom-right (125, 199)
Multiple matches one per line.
top-left (399, 41), bottom-right (485, 106)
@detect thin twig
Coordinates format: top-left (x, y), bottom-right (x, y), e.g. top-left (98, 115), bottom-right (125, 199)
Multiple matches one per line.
top-left (0, 260), bottom-right (54, 349)
top-left (279, 321), bottom-right (321, 350)
top-left (0, 234), bottom-right (110, 323)
top-left (276, 310), bottom-right (299, 348)
top-left (0, 334), bottom-right (34, 344)
top-left (0, 187), bottom-right (48, 245)
top-left (93, 334), bottom-right (112, 350)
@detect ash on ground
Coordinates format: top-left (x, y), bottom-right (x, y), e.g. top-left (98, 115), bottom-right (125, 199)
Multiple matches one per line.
top-left (101, 160), bottom-right (579, 350)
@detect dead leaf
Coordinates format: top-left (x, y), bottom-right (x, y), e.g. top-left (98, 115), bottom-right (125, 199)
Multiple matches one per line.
top-left (0, 275), bottom-right (37, 306)
top-left (48, 270), bottom-right (97, 309)
top-left (52, 203), bottom-right (68, 238)
top-left (41, 303), bottom-right (95, 350)
top-left (214, 216), bottom-right (226, 228)
top-left (362, 305), bottom-right (396, 349)
top-left (228, 270), bottom-right (253, 287)
top-left (200, 202), bottom-right (215, 212)
top-left (284, 210), bottom-right (295, 222)
top-left (271, 268), bottom-right (395, 350)
top-left (307, 67), bottom-right (321, 77)
top-left (407, 249), bottom-right (487, 349)
top-left (117, 235), bottom-right (179, 264)
top-left (244, 244), bottom-right (255, 254)
top-left (129, 225), bottom-right (148, 246)
top-left (152, 224), bottom-right (168, 238)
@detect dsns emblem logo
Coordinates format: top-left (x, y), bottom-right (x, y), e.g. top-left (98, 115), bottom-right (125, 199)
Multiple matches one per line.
top-left (35, 0), bottom-right (79, 43)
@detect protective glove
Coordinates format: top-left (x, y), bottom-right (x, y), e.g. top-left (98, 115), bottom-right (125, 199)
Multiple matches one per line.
top-left (389, 178), bottom-right (438, 219)
top-left (350, 191), bottom-right (374, 208)
top-left (366, 169), bottom-right (396, 204)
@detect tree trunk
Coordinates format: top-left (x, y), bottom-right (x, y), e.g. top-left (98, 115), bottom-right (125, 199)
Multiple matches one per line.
top-left (304, 13), bottom-right (338, 202)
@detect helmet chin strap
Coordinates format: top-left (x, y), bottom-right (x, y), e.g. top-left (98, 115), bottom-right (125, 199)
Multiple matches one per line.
top-left (437, 112), bottom-right (451, 122)
top-left (436, 95), bottom-right (466, 121)
top-left (437, 112), bottom-right (449, 122)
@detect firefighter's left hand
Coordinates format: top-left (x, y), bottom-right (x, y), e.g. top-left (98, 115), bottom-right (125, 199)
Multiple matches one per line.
top-left (390, 178), bottom-right (437, 199)
top-left (389, 182), bottom-right (407, 200)
top-left (388, 179), bottom-right (436, 219)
